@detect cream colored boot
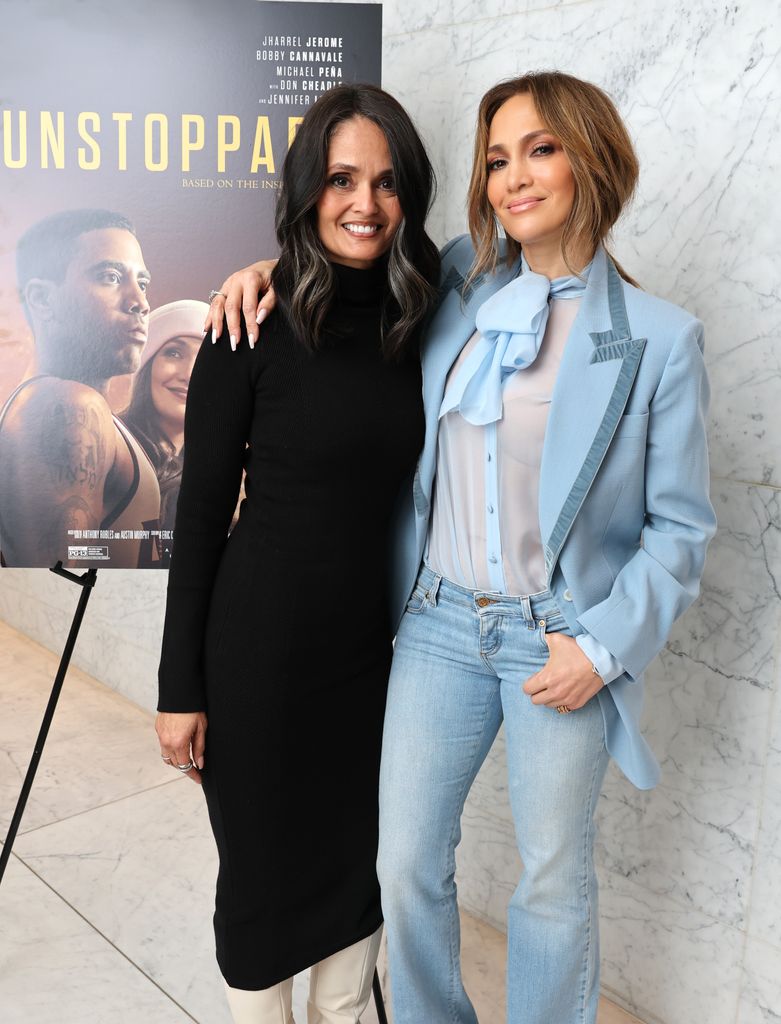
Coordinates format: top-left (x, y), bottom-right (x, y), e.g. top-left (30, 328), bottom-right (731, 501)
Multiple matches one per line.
top-left (307, 926), bottom-right (383, 1024)
top-left (224, 976), bottom-right (295, 1024)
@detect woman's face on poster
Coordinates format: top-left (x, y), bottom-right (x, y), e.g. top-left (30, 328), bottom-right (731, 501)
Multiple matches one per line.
top-left (150, 335), bottom-right (201, 432)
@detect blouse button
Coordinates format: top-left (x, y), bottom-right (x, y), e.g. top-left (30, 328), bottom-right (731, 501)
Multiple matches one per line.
top-left (487, 504), bottom-right (494, 514)
top-left (489, 555), bottom-right (498, 564)
top-left (563, 589), bottom-right (573, 601)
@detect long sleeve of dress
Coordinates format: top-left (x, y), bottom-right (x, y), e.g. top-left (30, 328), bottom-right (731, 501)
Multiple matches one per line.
top-left (157, 334), bottom-right (258, 712)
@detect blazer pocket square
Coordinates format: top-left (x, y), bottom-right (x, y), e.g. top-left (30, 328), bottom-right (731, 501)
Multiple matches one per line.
top-left (589, 334), bottom-right (645, 364)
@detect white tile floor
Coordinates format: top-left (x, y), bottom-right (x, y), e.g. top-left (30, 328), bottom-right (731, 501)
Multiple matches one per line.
top-left (0, 619), bottom-right (642, 1023)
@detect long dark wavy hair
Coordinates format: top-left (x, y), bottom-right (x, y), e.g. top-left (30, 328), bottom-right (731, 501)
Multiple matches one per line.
top-left (121, 360), bottom-right (183, 532)
top-left (122, 360), bottom-right (176, 465)
top-left (273, 84), bottom-right (440, 359)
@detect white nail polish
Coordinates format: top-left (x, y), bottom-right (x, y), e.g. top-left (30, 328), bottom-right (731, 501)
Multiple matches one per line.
top-left (230, 335), bottom-right (237, 352)
top-left (248, 333), bottom-right (255, 349)
top-left (211, 328), bottom-right (217, 344)
top-left (256, 309), bottom-right (267, 325)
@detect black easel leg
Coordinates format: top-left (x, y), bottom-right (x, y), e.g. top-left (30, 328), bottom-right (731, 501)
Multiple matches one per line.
top-left (0, 564), bottom-right (97, 887)
top-left (372, 968), bottom-right (389, 1024)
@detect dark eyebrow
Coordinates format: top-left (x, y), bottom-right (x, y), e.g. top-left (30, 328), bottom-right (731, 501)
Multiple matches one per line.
top-left (327, 163), bottom-right (395, 179)
top-left (487, 129), bottom-right (551, 155)
top-left (90, 259), bottom-right (151, 282)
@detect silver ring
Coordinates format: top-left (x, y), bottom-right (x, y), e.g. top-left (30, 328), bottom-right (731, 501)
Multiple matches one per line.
top-left (161, 755), bottom-right (172, 762)
top-left (176, 761), bottom-right (195, 772)
top-left (208, 289), bottom-right (226, 303)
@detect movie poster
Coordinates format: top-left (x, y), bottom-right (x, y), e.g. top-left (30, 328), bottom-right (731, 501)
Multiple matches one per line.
top-left (0, 0), bottom-right (381, 569)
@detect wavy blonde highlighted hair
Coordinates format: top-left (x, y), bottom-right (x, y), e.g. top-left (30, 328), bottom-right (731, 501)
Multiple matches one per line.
top-left (466, 71), bottom-right (639, 286)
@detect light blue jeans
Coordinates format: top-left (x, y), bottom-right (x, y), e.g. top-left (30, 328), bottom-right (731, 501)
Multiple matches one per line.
top-left (377, 565), bottom-right (609, 1024)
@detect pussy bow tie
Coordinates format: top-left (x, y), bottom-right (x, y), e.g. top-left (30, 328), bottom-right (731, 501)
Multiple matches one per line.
top-left (439, 257), bottom-right (590, 426)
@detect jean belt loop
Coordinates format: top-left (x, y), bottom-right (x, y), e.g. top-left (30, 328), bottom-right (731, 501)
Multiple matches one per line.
top-left (520, 594), bottom-right (533, 625)
top-left (427, 573), bottom-right (442, 607)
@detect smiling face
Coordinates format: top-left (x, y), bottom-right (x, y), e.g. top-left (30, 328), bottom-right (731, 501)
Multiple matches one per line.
top-left (486, 93), bottom-right (579, 272)
top-left (149, 335), bottom-right (201, 444)
top-left (315, 115), bottom-right (403, 270)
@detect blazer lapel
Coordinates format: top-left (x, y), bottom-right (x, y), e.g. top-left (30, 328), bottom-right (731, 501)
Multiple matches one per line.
top-left (539, 247), bottom-right (646, 582)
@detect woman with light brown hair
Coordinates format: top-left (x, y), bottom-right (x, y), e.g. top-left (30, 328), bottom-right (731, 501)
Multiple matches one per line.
top-left (208, 70), bottom-right (714, 1023)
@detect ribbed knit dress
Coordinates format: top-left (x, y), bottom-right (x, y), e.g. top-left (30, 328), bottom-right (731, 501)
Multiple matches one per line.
top-left (157, 261), bottom-right (424, 989)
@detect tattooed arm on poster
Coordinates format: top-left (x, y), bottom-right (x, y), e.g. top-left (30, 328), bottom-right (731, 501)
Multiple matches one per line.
top-left (203, 260), bottom-right (278, 348)
top-left (0, 379), bottom-right (116, 567)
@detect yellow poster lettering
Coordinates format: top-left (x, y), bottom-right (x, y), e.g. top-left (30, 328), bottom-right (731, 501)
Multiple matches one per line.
top-left (3, 110), bottom-right (28, 168)
top-left (181, 114), bottom-right (205, 171)
top-left (145, 113), bottom-right (169, 172)
top-left (113, 113), bottom-right (133, 171)
top-left (217, 115), bottom-right (241, 173)
top-left (287, 117), bottom-right (304, 148)
top-left (77, 112), bottom-right (101, 170)
top-left (40, 111), bottom-right (65, 169)
top-left (250, 116), bottom-right (274, 174)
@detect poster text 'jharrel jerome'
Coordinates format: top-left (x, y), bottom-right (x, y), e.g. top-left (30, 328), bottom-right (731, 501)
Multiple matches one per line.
top-left (259, 35), bottom-right (343, 47)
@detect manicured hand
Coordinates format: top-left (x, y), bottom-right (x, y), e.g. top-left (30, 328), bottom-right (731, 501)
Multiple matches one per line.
top-left (156, 711), bottom-right (208, 785)
top-left (523, 632), bottom-right (604, 710)
top-left (204, 259), bottom-right (278, 349)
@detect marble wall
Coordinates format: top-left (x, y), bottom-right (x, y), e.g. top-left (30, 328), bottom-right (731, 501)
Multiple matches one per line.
top-left (1, 1), bottom-right (779, 1022)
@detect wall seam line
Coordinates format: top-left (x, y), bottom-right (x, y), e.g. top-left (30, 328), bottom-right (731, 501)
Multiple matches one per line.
top-left (732, 603), bottom-right (781, 1023)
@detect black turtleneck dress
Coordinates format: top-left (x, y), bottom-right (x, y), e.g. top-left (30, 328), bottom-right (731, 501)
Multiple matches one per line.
top-left (157, 262), bottom-right (424, 990)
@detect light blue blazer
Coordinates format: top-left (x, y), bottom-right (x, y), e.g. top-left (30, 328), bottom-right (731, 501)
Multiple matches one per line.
top-left (388, 235), bottom-right (717, 790)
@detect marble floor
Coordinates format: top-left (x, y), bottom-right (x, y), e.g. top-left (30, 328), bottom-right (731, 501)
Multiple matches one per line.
top-left (0, 619), bottom-right (643, 1024)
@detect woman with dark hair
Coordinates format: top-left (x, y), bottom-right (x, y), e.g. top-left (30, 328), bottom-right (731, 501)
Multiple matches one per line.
top-left (154, 84), bottom-right (439, 1023)
top-left (121, 300), bottom-right (208, 564)
top-left (209, 70), bottom-right (715, 1024)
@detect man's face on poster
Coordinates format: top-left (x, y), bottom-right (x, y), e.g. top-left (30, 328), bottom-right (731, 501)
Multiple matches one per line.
top-left (48, 228), bottom-right (151, 381)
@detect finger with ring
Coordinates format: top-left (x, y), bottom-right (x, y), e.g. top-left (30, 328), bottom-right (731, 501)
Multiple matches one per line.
top-left (556, 705), bottom-right (573, 714)
top-left (176, 760), bottom-right (195, 773)
top-left (208, 289), bottom-right (226, 303)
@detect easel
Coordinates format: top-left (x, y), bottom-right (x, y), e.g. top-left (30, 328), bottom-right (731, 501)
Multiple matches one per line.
top-left (0, 562), bottom-right (389, 1023)
top-left (0, 562), bottom-right (97, 887)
